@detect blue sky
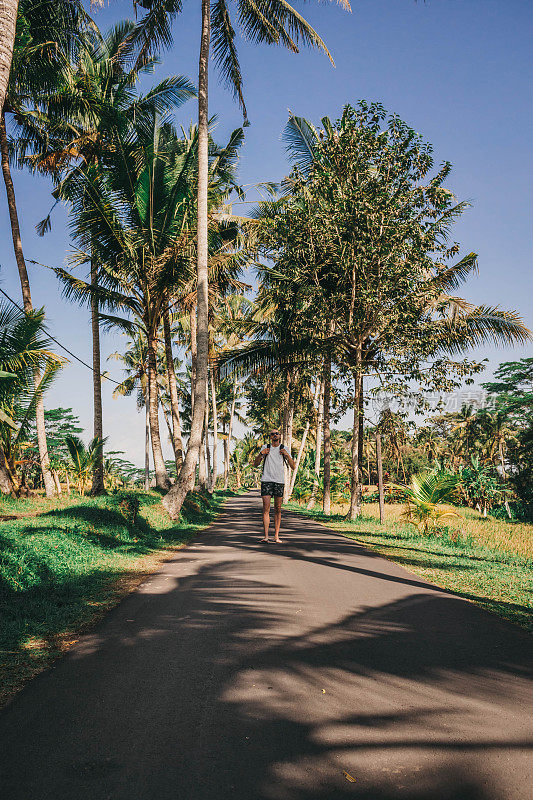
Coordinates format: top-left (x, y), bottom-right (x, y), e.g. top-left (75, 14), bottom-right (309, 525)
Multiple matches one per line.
top-left (1, 0), bottom-right (531, 465)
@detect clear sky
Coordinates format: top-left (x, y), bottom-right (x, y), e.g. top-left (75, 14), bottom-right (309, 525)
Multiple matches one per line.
top-left (1, 0), bottom-right (531, 465)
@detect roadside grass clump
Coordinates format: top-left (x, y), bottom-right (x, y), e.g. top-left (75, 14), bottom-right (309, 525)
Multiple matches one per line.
top-left (287, 500), bottom-right (533, 632)
top-left (0, 489), bottom-right (231, 707)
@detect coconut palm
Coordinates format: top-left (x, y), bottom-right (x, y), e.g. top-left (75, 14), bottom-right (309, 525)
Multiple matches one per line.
top-left (29, 21), bottom-right (194, 494)
top-left (157, 0), bottom-right (347, 519)
top-left (1, 0), bottom-right (84, 495)
top-left (393, 470), bottom-right (460, 534)
top-left (64, 435), bottom-right (105, 495)
top-left (0, 302), bottom-right (63, 494)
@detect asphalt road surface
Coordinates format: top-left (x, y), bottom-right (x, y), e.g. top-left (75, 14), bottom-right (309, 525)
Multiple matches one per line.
top-left (1, 492), bottom-right (532, 800)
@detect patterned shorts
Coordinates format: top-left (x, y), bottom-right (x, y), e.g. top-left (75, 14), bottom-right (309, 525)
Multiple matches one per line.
top-left (261, 481), bottom-right (284, 498)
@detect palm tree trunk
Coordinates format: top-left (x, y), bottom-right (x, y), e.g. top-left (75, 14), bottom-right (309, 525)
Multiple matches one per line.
top-left (307, 377), bottom-right (323, 510)
top-left (189, 302), bottom-right (197, 416)
top-left (163, 308), bottom-right (184, 472)
top-left (144, 392), bottom-right (150, 490)
top-left (52, 469), bottom-right (62, 495)
top-left (210, 368), bottom-right (218, 490)
top-left (203, 378), bottom-right (211, 491)
top-left (223, 375), bottom-right (237, 490)
top-left (0, 444), bottom-right (15, 494)
top-left (65, 470), bottom-right (70, 495)
top-left (89, 257), bottom-right (105, 495)
top-left (322, 354), bottom-right (332, 516)
top-left (147, 331), bottom-right (171, 490)
top-left (0, 112), bottom-right (55, 497)
top-left (222, 421), bottom-right (229, 488)
top-left (499, 441), bottom-right (507, 479)
top-left (198, 426), bottom-right (207, 489)
top-left (163, 0), bottom-right (210, 518)
top-left (0, 0), bottom-right (18, 116)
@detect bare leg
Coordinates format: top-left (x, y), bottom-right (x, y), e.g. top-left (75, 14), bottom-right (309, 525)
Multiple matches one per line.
top-left (262, 495), bottom-right (271, 540)
top-left (274, 496), bottom-right (283, 542)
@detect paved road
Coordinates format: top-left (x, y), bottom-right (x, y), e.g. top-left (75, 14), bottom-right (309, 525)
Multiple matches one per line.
top-left (1, 492), bottom-right (532, 800)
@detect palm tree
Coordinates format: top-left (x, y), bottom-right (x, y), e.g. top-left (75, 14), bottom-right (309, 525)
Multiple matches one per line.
top-left (55, 118), bottom-right (242, 490)
top-left (31, 21), bottom-right (194, 494)
top-left (393, 470), bottom-right (460, 535)
top-left (0, 0), bottom-right (83, 495)
top-left (0, 302), bottom-right (63, 494)
top-left (64, 435), bottom-right (105, 495)
top-left (109, 335), bottom-right (152, 489)
top-left (160, 0), bottom-right (346, 518)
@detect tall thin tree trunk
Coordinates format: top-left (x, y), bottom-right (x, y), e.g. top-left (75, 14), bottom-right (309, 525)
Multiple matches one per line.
top-left (189, 302), bottom-right (197, 415)
top-left (349, 357), bottom-right (363, 520)
top-left (89, 257), bottom-right (105, 495)
top-left (144, 388), bottom-right (150, 490)
top-left (376, 433), bottom-right (385, 524)
top-left (0, 112), bottom-right (55, 497)
top-left (147, 332), bottom-right (171, 490)
top-left (322, 355), bottom-right (332, 516)
top-left (0, 444), bottom-right (16, 494)
top-left (357, 376), bottom-right (364, 511)
top-left (223, 375), bottom-right (237, 490)
top-left (198, 426), bottom-right (207, 489)
top-left (163, 0), bottom-right (210, 518)
top-left (0, 0), bottom-right (18, 116)
top-left (222, 421), bottom-right (229, 489)
top-left (163, 308), bottom-right (184, 472)
top-left (203, 377), bottom-right (211, 491)
top-left (210, 368), bottom-right (218, 491)
top-left (307, 376), bottom-right (324, 509)
top-left (288, 419), bottom-right (310, 501)
top-left (52, 469), bottom-right (61, 495)
top-left (283, 415), bottom-right (294, 500)
top-left (289, 379), bottom-right (319, 501)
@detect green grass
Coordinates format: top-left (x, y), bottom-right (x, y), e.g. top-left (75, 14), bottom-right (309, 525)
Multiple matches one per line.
top-left (0, 489), bottom-right (233, 707)
top-left (286, 501), bottom-right (533, 633)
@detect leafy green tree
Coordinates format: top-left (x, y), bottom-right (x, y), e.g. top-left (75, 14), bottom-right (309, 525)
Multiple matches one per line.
top-left (247, 102), bottom-right (530, 519)
top-left (458, 456), bottom-right (507, 517)
top-left (483, 358), bottom-right (533, 503)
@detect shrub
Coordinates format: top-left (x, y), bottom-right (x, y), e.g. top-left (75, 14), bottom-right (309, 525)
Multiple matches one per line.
top-left (117, 493), bottom-right (140, 524)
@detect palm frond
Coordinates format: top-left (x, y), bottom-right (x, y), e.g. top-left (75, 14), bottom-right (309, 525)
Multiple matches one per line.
top-left (282, 114), bottom-right (319, 173)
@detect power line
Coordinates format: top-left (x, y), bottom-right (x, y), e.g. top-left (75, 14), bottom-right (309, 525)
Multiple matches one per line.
top-left (0, 286), bottom-right (122, 386)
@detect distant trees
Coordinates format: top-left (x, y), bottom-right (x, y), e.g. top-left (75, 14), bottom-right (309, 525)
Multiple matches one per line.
top-left (0, 303), bottom-right (63, 495)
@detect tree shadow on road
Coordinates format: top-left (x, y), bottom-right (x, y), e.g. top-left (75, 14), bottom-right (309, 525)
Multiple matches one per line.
top-left (1, 503), bottom-right (532, 800)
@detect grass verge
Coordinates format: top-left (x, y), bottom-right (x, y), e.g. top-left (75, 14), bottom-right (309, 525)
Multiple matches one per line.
top-left (0, 489), bottom-right (232, 708)
top-left (286, 501), bottom-right (533, 633)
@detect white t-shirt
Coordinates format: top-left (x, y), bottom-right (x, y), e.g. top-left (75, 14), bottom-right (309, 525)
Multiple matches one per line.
top-left (261, 444), bottom-right (286, 484)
